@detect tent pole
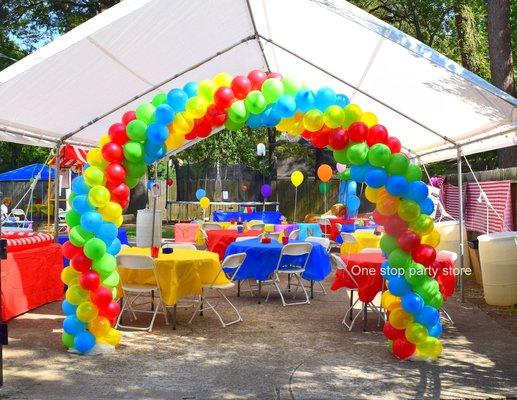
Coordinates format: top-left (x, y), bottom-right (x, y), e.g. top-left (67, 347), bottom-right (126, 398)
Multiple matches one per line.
top-left (456, 148), bottom-right (465, 303)
top-left (53, 143), bottom-right (61, 241)
top-left (245, 0), bottom-right (271, 72)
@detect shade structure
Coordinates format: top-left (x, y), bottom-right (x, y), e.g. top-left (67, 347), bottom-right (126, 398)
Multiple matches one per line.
top-left (0, 0), bottom-right (515, 162)
top-left (48, 144), bottom-right (88, 170)
top-left (0, 164), bottom-right (55, 181)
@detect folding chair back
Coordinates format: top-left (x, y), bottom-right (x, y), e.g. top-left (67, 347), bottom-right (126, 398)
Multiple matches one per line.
top-left (117, 254), bottom-right (156, 270)
top-left (162, 243), bottom-right (196, 250)
top-left (264, 232), bottom-right (281, 241)
top-left (341, 232), bottom-right (358, 244)
top-left (222, 252), bottom-right (247, 281)
top-left (235, 236), bottom-right (258, 242)
top-left (360, 248), bottom-right (382, 254)
top-left (203, 223), bottom-right (223, 231)
top-left (248, 222), bottom-right (265, 231)
top-left (305, 236), bottom-right (330, 251)
top-left (288, 229), bottom-right (299, 240)
top-left (330, 253), bottom-right (347, 270)
top-left (11, 209), bottom-right (26, 221)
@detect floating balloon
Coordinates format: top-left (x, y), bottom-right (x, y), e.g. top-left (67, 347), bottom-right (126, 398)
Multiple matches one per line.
top-left (317, 164), bottom-right (332, 182)
top-left (290, 171), bottom-right (304, 187)
top-left (261, 184), bottom-right (272, 198)
top-left (199, 196), bottom-right (210, 210)
top-left (195, 188), bottom-right (206, 200)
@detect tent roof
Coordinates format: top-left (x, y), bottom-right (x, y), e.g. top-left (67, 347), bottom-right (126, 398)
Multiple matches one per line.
top-left (0, 164), bottom-right (55, 182)
top-left (0, 0), bottom-right (515, 163)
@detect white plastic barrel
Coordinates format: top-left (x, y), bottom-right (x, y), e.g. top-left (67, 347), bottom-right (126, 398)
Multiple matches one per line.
top-left (136, 209), bottom-right (162, 248)
top-left (478, 232), bottom-right (517, 306)
top-left (434, 220), bottom-right (469, 269)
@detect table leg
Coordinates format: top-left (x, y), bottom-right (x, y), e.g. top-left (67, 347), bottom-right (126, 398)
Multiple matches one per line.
top-left (258, 281), bottom-right (262, 304)
top-left (172, 305), bottom-right (177, 330)
top-left (310, 280), bottom-right (314, 299)
top-left (287, 274), bottom-right (291, 292)
top-left (349, 291), bottom-right (353, 321)
top-left (237, 281), bottom-right (241, 297)
top-left (200, 295), bottom-right (204, 316)
top-left (363, 303), bottom-right (367, 332)
top-left (151, 290), bottom-right (155, 311)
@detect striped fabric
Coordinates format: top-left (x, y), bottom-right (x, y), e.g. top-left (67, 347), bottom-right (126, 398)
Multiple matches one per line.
top-left (440, 180), bottom-right (514, 233)
top-left (49, 144), bottom-right (88, 170)
top-left (1, 232), bottom-right (54, 252)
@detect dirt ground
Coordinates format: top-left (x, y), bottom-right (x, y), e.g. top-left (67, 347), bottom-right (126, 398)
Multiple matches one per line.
top-left (1, 274), bottom-right (516, 400)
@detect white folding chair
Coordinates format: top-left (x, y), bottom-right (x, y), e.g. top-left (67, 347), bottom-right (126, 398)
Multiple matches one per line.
top-left (11, 209), bottom-right (26, 221)
top-left (263, 231), bottom-right (281, 241)
top-left (189, 253), bottom-right (246, 327)
top-left (360, 248), bottom-right (382, 254)
top-left (288, 229), bottom-right (299, 240)
top-left (162, 243), bottom-right (197, 250)
top-left (318, 218), bottom-right (332, 238)
top-left (330, 254), bottom-right (384, 331)
top-left (266, 243), bottom-right (312, 306)
top-left (436, 250), bottom-right (458, 326)
top-left (341, 232), bottom-right (359, 245)
top-left (202, 222), bottom-right (223, 231)
top-left (116, 254), bottom-right (169, 332)
top-left (235, 236), bottom-right (258, 242)
top-left (248, 221), bottom-right (265, 231)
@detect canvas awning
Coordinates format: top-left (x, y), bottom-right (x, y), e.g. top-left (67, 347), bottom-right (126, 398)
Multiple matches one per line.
top-left (0, 164), bottom-right (55, 181)
top-left (0, 0), bottom-right (515, 163)
top-left (48, 144), bottom-right (88, 170)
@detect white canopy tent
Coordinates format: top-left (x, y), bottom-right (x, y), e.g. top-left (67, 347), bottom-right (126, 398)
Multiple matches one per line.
top-left (1, 0), bottom-right (516, 300)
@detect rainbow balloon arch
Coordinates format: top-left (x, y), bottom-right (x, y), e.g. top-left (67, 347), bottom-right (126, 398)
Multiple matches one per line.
top-left (61, 70), bottom-right (452, 361)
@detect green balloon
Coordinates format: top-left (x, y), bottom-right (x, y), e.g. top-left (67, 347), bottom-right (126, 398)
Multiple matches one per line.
top-left (111, 286), bottom-right (119, 300)
top-left (125, 176), bottom-right (140, 189)
top-left (388, 249), bottom-right (412, 269)
top-left (124, 161), bottom-right (147, 178)
top-left (62, 332), bottom-right (74, 348)
top-left (225, 118), bottom-right (245, 131)
top-left (152, 92), bottom-right (167, 106)
top-left (406, 263), bottom-right (427, 286)
top-left (336, 171), bottom-right (348, 180)
top-left (67, 193), bottom-right (76, 207)
top-left (318, 182), bottom-right (330, 194)
top-left (83, 238), bottom-right (107, 260)
top-left (261, 78), bottom-right (284, 103)
top-left (135, 102), bottom-right (155, 124)
top-left (102, 270), bottom-right (120, 288)
top-left (428, 292), bottom-right (443, 309)
top-left (126, 120), bottom-right (147, 143)
top-left (380, 234), bottom-right (398, 255)
top-left (228, 100), bottom-right (249, 123)
top-left (93, 253), bottom-right (116, 274)
top-left (123, 141), bottom-right (144, 163)
top-left (387, 153), bottom-right (409, 176)
top-left (333, 149), bottom-right (349, 164)
top-left (282, 76), bottom-right (302, 96)
top-left (65, 210), bottom-right (81, 227)
top-left (342, 169), bottom-right (351, 180)
top-left (244, 90), bottom-right (267, 114)
top-left (69, 226), bottom-right (94, 247)
top-left (346, 142), bottom-right (369, 165)
top-left (405, 164), bottom-right (423, 182)
top-left (368, 144), bottom-right (392, 167)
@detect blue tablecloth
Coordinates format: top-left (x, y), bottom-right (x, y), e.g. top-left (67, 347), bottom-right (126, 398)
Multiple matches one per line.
top-left (225, 238), bottom-right (331, 282)
top-left (213, 211), bottom-right (283, 224)
top-left (296, 223), bottom-right (323, 241)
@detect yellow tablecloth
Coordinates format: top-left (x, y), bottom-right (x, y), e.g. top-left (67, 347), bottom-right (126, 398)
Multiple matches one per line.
top-left (340, 231), bottom-right (382, 254)
top-left (118, 247), bottom-right (229, 306)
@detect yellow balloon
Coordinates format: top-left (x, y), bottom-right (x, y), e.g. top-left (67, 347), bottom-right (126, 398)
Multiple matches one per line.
top-left (405, 322), bottom-right (428, 345)
top-left (421, 229), bottom-right (441, 247)
top-left (98, 134), bottom-right (111, 146)
top-left (173, 112), bottom-right (194, 135)
top-left (197, 80), bottom-right (216, 102)
top-left (114, 215), bottom-right (124, 228)
top-left (76, 301), bottom-right (99, 323)
top-left (99, 202), bottom-right (122, 223)
top-left (185, 96), bottom-right (207, 119)
top-left (165, 127), bottom-right (186, 149)
top-left (88, 185), bottom-right (110, 208)
top-left (213, 72), bottom-right (233, 87)
top-left (381, 290), bottom-right (399, 309)
top-left (291, 120), bottom-right (304, 135)
top-left (65, 284), bottom-right (88, 305)
top-left (323, 105), bottom-right (345, 128)
top-left (88, 316), bottom-right (112, 337)
top-left (343, 104), bottom-right (362, 127)
top-left (199, 196), bottom-right (210, 210)
top-left (276, 117), bottom-right (294, 132)
top-left (98, 328), bottom-right (121, 347)
top-left (416, 337), bottom-right (442, 359)
top-left (388, 307), bottom-right (414, 330)
top-left (302, 109), bottom-right (324, 132)
top-left (377, 194), bottom-right (400, 216)
top-left (86, 148), bottom-right (107, 168)
top-left (61, 266), bottom-right (80, 285)
top-left (360, 111), bottom-right (378, 127)
top-left (83, 166), bottom-right (105, 186)
top-left (290, 170), bottom-right (304, 187)
top-left (365, 186), bottom-right (380, 203)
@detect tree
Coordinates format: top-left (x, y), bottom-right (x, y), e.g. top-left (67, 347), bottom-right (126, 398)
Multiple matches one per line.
top-left (453, 0), bottom-right (483, 75)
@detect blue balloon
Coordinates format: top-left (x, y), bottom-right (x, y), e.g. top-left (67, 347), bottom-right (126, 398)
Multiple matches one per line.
top-left (261, 107), bottom-right (281, 127)
top-left (145, 140), bottom-right (162, 156)
top-left (295, 88), bottom-right (315, 112)
top-left (80, 211), bottom-right (103, 233)
top-left (61, 300), bottom-right (77, 316)
top-left (246, 113), bottom-right (262, 129)
top-left (414, 305), bottom-right (440, 327)
top-left (405, 181), bottom-right (429, 203)
top-left (96, 222), bottom-right (118, 246)
top-left (155, 144), bottom-right (167, 160)
top-left (380, 261), bottom-right (400, 280)
top-left (71, 176), bottom-right (90, 195)
top-left (167, 88), bottom-right (188, 111)
top-left (350, 164), bottom-right (372, 182)
top-left (315, 87), bottom-right (336, 110)
top-left (420, 197), bottom-right (435, 215)
top-left (143, 154), bottom-right (157, 165)
top-left (386, 175), bottom-right (409, 196)
top-left (388, 276), bottom-right (412, 296)
top-left (147, 123), bottom-right (169, 144)
top-left (346, 180), bottom-right (357, 197)
top-left (155, 104), bottom-right (175, 125)
top-left (273, 95), bottom-right (297, 118)
top-left (335, 93), bottom-right (350, 107)
top-left (72, 195), bottom-right (94, 214)
top-left (107, 238), bottom-right (122, 256)
top-left (195, 188), bottom-right (206, 200)
top-left (63, 315), bottom-right (86, 335)
top-left (346, 194), bottom-right (360, 212)
top-left (365, 168), bottom-right (388, 188)
top-left (183, 81), bottom-right (198, 98)
top-left (74, 331), bottom-right (96, 353)
top-left (146, 180), bottom-right (154, 190)
top-left (401, 292), bottom-right (425, 314)
top-left (428, 322), bottom-right (443, 338)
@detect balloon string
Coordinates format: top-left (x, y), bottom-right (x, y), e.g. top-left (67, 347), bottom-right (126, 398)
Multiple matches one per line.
top-left (294, 188), bottom-right (298, 223)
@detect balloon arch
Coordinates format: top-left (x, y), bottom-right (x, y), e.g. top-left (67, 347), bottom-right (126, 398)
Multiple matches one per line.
top-left (61, 70), bottom-right (448, 361)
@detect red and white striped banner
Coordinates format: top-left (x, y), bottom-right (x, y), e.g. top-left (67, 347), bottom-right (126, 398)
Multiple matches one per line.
top-left (1, 231), bottom-right (54, 252)
top-left (49, 144), bottom-right (88, 170)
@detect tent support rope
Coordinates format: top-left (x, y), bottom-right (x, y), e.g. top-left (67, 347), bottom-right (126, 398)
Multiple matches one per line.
top-left (456, 148), bottom-right (465, 303)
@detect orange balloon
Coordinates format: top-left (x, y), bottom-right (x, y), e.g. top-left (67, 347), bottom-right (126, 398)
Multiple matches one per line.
top-left (317, 164), bottom-right (333, 182)
top-left (377, 193), bottom-right (400, 216)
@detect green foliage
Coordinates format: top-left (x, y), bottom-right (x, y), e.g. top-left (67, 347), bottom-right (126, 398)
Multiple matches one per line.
top-left (0, 142), bottom-right (50, 173)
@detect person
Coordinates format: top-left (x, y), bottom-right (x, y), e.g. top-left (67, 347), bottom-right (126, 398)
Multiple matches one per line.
top-left (1, 197), bottom-right (12, 221)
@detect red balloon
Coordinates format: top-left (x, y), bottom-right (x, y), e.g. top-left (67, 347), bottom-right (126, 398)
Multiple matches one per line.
top-left (80, 270), bottom-right (100, 291)
top-left (384, 215), bottom-right (408, 237)
top-left (347, 122), bottom-right (369, 142)
top-left (397, 230), bottom-right (421, 252)
top-left (214, 87), bottom-right (235, 109)
top-left (185, 129), bottom-right (197, 140)
top-left (102, 142), bottom-right (123, 163)
top-left (121, 111), bottom-right (137, 126)
top-left (412, 244), bottom-right (436, 266)
top-left (301, 130), bottom-right (312, 139)
top-left (231, 76), bottom-right (252, 99)
top-left (101, 301), bottom-right (121, 319)
top-left (392, 337), bottom-right (415, 360)
top-left (383, 322), bottom-right (406, 340)
top-left (71, 252), bottom-right (92, 273)
top-left (62, 240), bottom-right (82, 260)
top-left (437, 267), bottom-right (455, 299)
top-left (387, 136), bottom-right (402, 153)
top-left (91, 286), bottom-right (113, 309)
top-left (105, 163), bottom-right (127, 186)
top-left (110, 182), bottom-right (130, 204)
top-left (372, 210), bottom-right (388, 226)
top-left (328, 128), bottom-right (349, 150)
top-left (197, 119), bottom-right (212, 138)
top-left (267, 72), bottom-right (283, 79)
top-left (367, 125), bottom-right (388, 146)
top-left (166, 178), bottom-right (173, 187)
top-left (206, 105), bottom-right (226, 126)
top-left (311, 128), bottom-right (330, 149)
top-left (247, 70), bottom-right (268, 90)
top-left (108, 123), bottom-right (129, 145)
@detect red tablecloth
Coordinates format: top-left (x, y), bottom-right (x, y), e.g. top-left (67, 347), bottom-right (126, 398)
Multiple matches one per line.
top-left (1, 243), bottom-right (64, 320)
top-left (206, 230), bottom-right (263, 260)
top-left (321, 218), bottom-right (354, 241)
top-left (331, 253), bottom-right (385, 303)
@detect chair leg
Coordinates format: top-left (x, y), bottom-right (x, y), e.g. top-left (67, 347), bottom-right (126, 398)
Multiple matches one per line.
top-left (318, 281), bottom-right (327, 295)
top-left (215, 289), bottom-right (243, 327)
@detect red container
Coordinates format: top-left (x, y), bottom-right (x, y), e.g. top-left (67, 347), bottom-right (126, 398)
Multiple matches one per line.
top-left (151, 246), bottom-right (160, 258)
top-left (282, 236), bottom-right (289, 245)
top-left (261, 237), bottom-right (272, 244)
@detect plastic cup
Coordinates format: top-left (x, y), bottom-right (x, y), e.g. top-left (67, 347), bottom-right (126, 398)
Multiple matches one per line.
top-left (151, 246), bottom-right (159, 258)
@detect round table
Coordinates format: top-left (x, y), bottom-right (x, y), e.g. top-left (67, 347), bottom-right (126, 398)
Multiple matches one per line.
top-left (206, 230), bottom-right (263, 260)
